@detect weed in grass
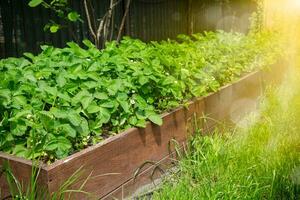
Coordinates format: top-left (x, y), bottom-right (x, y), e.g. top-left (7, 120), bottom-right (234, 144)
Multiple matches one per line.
top-left (0, 162), bottom-right (93, 200)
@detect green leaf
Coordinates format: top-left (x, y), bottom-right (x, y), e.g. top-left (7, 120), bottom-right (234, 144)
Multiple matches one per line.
top-left (129, 116), bottom-right (138, 125)
top-left (117, 93), bottom-right (129, 112)
top-left (50, 107), bottom-right (67, 119)
top-left (136, 119), bottom-right (146, 128)
top-left (57, 72), bottom-right (67, 87)
top-left (9, 110), bottom-right (32, 121)
top-left (12, 95), bottom-right (27, 108)
top-left (86, 103), bottom-right (101, 114)
top-left (116, 92), bottom-right (128, 101)
top-left (138, 76), bottom-right (149, 85)
top-left (45, 140), bottom-right (58, 151)
top-left (58, 124), bottom-right (77, 138)
top-left (83, 39), bottom-right (96, 49)
top-left (118, 100), bottom-right (130, 113)
top-left (79, 118), bottom-right (89, 136)
top-left (68, 112), bottom-right (82, 126)
top-left (107, 79), bottom-right (122, 96)
top-left (50, 24), bottom-right (60, 33)
top-left (46, 86), bottom-right (58, 96)
top-left (67, 42), bottom-right (89, 57)
top-left (94, 92), bottom-right (109, 100)
top-left (67, 11), bottom-right (80, 22)
top-left (45, 136), bottom-right (72, 151)
top-left (81, 96), bottom-right (94, 110)
top-left (24, 70), bottom-right (37, 82)
top-left (101, 101), bottom-right (115, 108)
top-left (136, 110), bottom-right (147, 120)
top-left (57, 92), bottom-right (71, 102)
top-left (57, 136), bottom-right (72, 150)
top-left (23, 52), bottom-right (35, 60)
top-left (0, 89), bottom-right (11, 103)
top-left (83, 81), bottom-right (98, 89)
top-left (11, 121), bottom-right (27, 136)
top-left (39, 111), bottom-right (54, 119)
top-left (135, 95), bottom-right (148, 108)
top-left (72, 90), bottom-right (94, 109)
top-left (162, 77), bottom-right (176, 85)
top-left (13, 145), bottom-right (29, 158)
top-left (28, 0), bottom-right (43, 7)
top-left (148, 114), bottom-right (163, 126)
top-left (38, 82), bottom-right (58, 96)
top-left (98, 107), bottom-right (111, 124)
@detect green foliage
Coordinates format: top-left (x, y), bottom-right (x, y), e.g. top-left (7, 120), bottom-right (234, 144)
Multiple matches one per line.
top-left (250, 0), bottom-right (265, 33)
top-left (0, 162), bottom-right (91, 199)
top-left (0, 31), bottom-right (281, 162)
top-left (67, 11), bottom-right (81, 22)
top-left (28, 0), bottom-right (81, 33)
top-left (28, 0), bottom-right (43, 7)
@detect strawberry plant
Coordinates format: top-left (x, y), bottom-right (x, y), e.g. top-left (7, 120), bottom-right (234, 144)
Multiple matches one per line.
top-left (0, 31), bottom-right (281, 162)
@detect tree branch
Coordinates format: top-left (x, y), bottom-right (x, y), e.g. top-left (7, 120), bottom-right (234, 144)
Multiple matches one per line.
top-left (103, 0), bottom-right (114, 43)
top-left (83, 0), bottom-right (96, 40)
top-left (96, 16), bottom-right (106, 47)
top-left (87, 0), bottom-right (97, 33)
top-left (117, 0), bottom-right (131, 43)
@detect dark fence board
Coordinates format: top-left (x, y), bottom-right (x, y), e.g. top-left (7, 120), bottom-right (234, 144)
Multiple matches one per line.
top-left (0, 0), bottom-right (256, 58)
top-left (128, 0), bottom-right (188, 41)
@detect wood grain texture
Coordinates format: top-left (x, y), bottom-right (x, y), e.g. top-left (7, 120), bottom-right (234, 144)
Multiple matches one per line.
top-left (0, 154), bottom-right (48, 199)
top-left (46, 103), bottom-right (194, 199)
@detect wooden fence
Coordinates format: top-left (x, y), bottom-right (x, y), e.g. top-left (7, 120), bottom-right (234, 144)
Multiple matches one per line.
top-left (0, 0), bottom-right (256, 58)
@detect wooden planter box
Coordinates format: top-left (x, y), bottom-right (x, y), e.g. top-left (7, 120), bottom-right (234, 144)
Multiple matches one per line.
top-left (0, 63), bottom-right (286, 199)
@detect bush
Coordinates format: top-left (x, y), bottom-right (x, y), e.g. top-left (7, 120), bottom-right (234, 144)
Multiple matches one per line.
top-left (0, 31), bottom-right (281, 162)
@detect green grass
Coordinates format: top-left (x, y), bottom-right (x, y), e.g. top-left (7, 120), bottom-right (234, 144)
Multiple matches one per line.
top-left (0, 163), bottom-right (92, 199)
top-left (153, 72), bottom-right (300, 199)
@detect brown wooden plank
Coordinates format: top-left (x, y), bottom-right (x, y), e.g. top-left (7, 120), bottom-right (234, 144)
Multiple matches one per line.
top-left (0, 154), bottom-right (48, 199)
top-left (45, 105), bottom-right (193, 199)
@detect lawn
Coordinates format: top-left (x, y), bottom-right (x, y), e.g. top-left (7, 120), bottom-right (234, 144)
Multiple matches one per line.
top-left (153, 68), bottom-right (300, 199)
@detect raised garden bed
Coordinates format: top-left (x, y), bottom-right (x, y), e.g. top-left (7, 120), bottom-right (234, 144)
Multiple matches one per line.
top-left (0, 61), bottom-right (286, 199)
